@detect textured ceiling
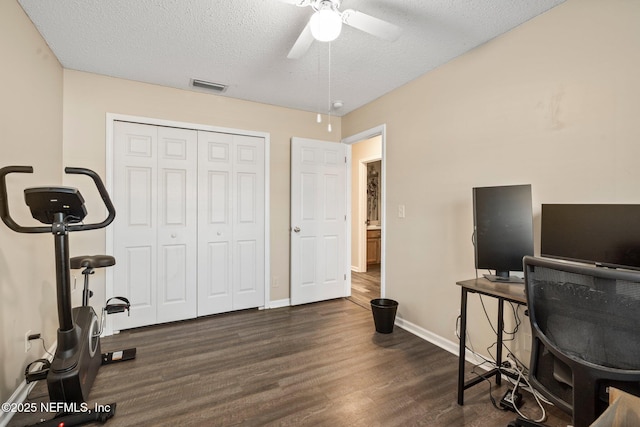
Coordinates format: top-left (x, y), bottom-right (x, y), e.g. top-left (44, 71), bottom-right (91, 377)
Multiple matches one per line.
top-left (17, 0), bottom-right (565, 116)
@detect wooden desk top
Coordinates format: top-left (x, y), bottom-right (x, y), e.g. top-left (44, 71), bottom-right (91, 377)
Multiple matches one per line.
top-left (456, 277), bottom-right (527, 304)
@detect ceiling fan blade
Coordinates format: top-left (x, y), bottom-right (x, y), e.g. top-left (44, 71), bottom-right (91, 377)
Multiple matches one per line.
top-left (287, 21), bottom-right (315, 59)
top-left (341, 9), bottom-right (401, 42)
top-left (277, 0), bottom-right (312, 6)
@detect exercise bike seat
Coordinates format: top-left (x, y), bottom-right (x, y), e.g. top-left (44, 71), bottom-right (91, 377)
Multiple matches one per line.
top-left (70, 254), bottom-right (115, 270)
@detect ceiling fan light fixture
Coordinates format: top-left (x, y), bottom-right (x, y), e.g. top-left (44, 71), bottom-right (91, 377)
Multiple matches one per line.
top-left (309, 9), bottom-right (342, 42)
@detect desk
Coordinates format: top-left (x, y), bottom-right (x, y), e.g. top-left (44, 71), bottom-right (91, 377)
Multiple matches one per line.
top-left (456, 278), bottom-right (527, 405)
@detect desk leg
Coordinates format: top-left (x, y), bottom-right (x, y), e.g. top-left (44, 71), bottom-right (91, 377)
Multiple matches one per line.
top-left (495, 297), bottom-right (504, 386)
top-left (457, 288), bottom-right (468, 405)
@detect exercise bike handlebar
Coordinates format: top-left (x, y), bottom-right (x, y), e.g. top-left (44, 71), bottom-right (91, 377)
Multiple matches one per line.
top-left (64, 167), bottom-right (116, 232)
top-left (0, 165), bottom-right (116, 233)
top-left (0, 165), bottom-right (45, 233)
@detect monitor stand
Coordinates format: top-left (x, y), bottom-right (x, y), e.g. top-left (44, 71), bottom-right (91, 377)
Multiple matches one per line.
top-left (483, 274), bottom-right (524, 284)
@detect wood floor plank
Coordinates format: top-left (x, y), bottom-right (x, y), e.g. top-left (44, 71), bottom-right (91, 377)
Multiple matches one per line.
top-left (8, 299), bottom-right (571, 426)
top-left (349, 264), bottom-right (381, 309)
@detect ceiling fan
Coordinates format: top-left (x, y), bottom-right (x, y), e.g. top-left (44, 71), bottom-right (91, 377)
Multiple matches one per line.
top-left (280, 0), bottom-right (402, 59)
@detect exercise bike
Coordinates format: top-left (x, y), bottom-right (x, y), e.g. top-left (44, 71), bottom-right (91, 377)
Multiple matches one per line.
top-left (68, 254), bottom-right (136, 366)
top-left (0, 166), bottom-right (135, 423)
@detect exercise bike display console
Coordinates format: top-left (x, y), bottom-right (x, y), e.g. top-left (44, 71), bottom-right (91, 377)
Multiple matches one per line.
top-left (0, 166), bottom-right (136, 422)
top-left (24, 186), bottom-right (87, 225)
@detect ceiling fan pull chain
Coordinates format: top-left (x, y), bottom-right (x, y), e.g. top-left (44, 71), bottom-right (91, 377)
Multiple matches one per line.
top-left (327, 41), bottom-right (332, 132)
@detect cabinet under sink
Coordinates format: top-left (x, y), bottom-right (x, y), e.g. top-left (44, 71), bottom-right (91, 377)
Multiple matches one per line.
top-left (367, 229), bottom-right (381, 265)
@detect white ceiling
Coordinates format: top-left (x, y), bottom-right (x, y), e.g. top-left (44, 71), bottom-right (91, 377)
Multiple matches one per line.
top-left (17, 0), bottom-right (565, 116)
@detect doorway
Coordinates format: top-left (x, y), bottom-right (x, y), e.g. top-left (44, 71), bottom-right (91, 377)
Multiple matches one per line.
top-left (343, 126), bottom-right (385, 309)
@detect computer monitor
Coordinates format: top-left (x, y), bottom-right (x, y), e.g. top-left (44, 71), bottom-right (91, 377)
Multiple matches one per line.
top-left (472, 184), bottom-right (534, 283)
top-left (541, 204), bottom-right (640, 270)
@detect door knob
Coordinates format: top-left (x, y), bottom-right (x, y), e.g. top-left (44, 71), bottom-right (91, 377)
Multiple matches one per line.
top-left (293, 226), bottom-right (300, 233)
top-left (171, 233), bottom-right (177, 238)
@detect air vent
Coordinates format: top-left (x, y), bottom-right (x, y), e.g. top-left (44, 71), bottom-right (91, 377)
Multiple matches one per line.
top-left (191, 79), bottom-right (228, 93)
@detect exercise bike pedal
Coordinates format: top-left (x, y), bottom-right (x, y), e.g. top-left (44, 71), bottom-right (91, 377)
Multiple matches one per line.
top-left (105, 296), bottom-right (131, 316)
top-left (25, 359), bottom-right (51, 383)
top-left (102, 348), bottom-right (136, 365)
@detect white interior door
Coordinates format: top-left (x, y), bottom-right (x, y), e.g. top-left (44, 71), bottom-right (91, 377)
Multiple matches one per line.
top-left (197, 131), bottom-right (265, 316)
top-left (290, 137), bottom-right (349, 305)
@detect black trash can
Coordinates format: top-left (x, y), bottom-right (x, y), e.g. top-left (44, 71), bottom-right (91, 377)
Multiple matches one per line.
top-left (370, 298), bottom-right (399, 334)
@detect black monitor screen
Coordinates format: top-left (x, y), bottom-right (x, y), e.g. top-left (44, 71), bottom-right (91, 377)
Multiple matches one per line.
top-left (473, 184), bottom-right (534, 282)
top-left (541, 204), bottom-right (640, 270)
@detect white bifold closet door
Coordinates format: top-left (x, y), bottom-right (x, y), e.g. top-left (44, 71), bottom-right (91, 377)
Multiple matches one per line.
top-left (197, 130), bottom-right (265, 316)
top-left (112, 122), bottom-right (197, 329)
top-left (112, 122), bottom-right (265, 330)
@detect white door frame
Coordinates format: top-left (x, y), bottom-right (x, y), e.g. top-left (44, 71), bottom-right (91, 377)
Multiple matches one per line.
top-left (355, 155), bottom-right (382, 273)
top-left (342, 124), bottom-right (386, 298)
top-left (104, 113), bottom-right (271, 335)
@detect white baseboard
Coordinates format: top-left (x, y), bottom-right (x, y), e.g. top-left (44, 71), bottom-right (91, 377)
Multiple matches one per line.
top-left (395, 316), bottom-right (488, 368)
top-left (268, 298), bottom-right (290, 309)
top-left (0, 381), bottom-right (37, 427)
top-left (0, 342), bottom-right (56, 427)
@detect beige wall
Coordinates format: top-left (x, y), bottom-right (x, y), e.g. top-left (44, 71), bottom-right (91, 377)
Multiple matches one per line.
top-left (0, 0), bottom-right (63, 403)
top-left (62, 70), bottom-right (341, 309)
top-left (342, 0), bottom-right (640, 362)
top-left (3, 0), bottom-right (640, 406)
top-left (350, 136), bottom-right (382, 271)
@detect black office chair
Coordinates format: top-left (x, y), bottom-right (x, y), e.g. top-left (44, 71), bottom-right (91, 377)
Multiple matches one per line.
top-left (510, 256), bottom-right (640, 427)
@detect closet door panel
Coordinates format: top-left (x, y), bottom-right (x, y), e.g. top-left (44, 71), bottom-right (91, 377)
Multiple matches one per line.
top-left (161, 245), bottom-right (188, 301)
top-left (232, 135), bottom-right (265, 310)
top-left (113, 122), bottom-right (158, 329)
top-left (125, 246), bottom-right (154, 308)
top-left (197, 131), bottom-right (233, 315)
top-left (236, 240), bottom-right (257, 293)
top-left (206, 241), bottom-right (230, 296)
top-left (157, 127), bottom-right (198, 323)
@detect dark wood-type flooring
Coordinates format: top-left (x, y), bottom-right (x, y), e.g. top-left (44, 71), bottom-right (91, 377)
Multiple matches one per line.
top-left (9, 297), bottom-right (571, 426)
top-left (348, 263), bottom-right (381, 309)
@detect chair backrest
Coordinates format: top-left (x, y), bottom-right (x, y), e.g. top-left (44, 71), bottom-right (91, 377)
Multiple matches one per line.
top-left (523, 256), bottom-right (640, 427)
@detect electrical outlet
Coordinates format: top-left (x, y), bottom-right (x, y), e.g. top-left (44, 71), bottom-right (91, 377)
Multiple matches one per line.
top-left (398, 204), bottom-right (405, 218)
top-left (24, 330), bottom-right (32, 353)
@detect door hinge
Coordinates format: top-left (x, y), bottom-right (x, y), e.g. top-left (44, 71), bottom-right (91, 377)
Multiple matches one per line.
top-left (344, 273), bottom-right (347, 280)
top-left (345, 156), bottom-right (347, 163)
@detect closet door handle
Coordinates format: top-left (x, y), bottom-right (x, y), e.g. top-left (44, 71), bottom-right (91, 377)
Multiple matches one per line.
top-left (293, 226), bottom-right (300, 233)
top-left (171, 233), bottom-right (177, 238)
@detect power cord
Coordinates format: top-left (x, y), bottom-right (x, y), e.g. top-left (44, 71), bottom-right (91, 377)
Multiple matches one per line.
top-left (511, 362), bottom-right (547, 422)
top-left (499, 352), bottom-right (549, 422)
top-left (462, 291), bottom-right (551, 420)
top-left (39, 336), bottom-right (54, 357)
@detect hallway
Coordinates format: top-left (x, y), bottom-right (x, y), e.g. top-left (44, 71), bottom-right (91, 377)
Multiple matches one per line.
top-left (349, 264), bottom-right (380, 309)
